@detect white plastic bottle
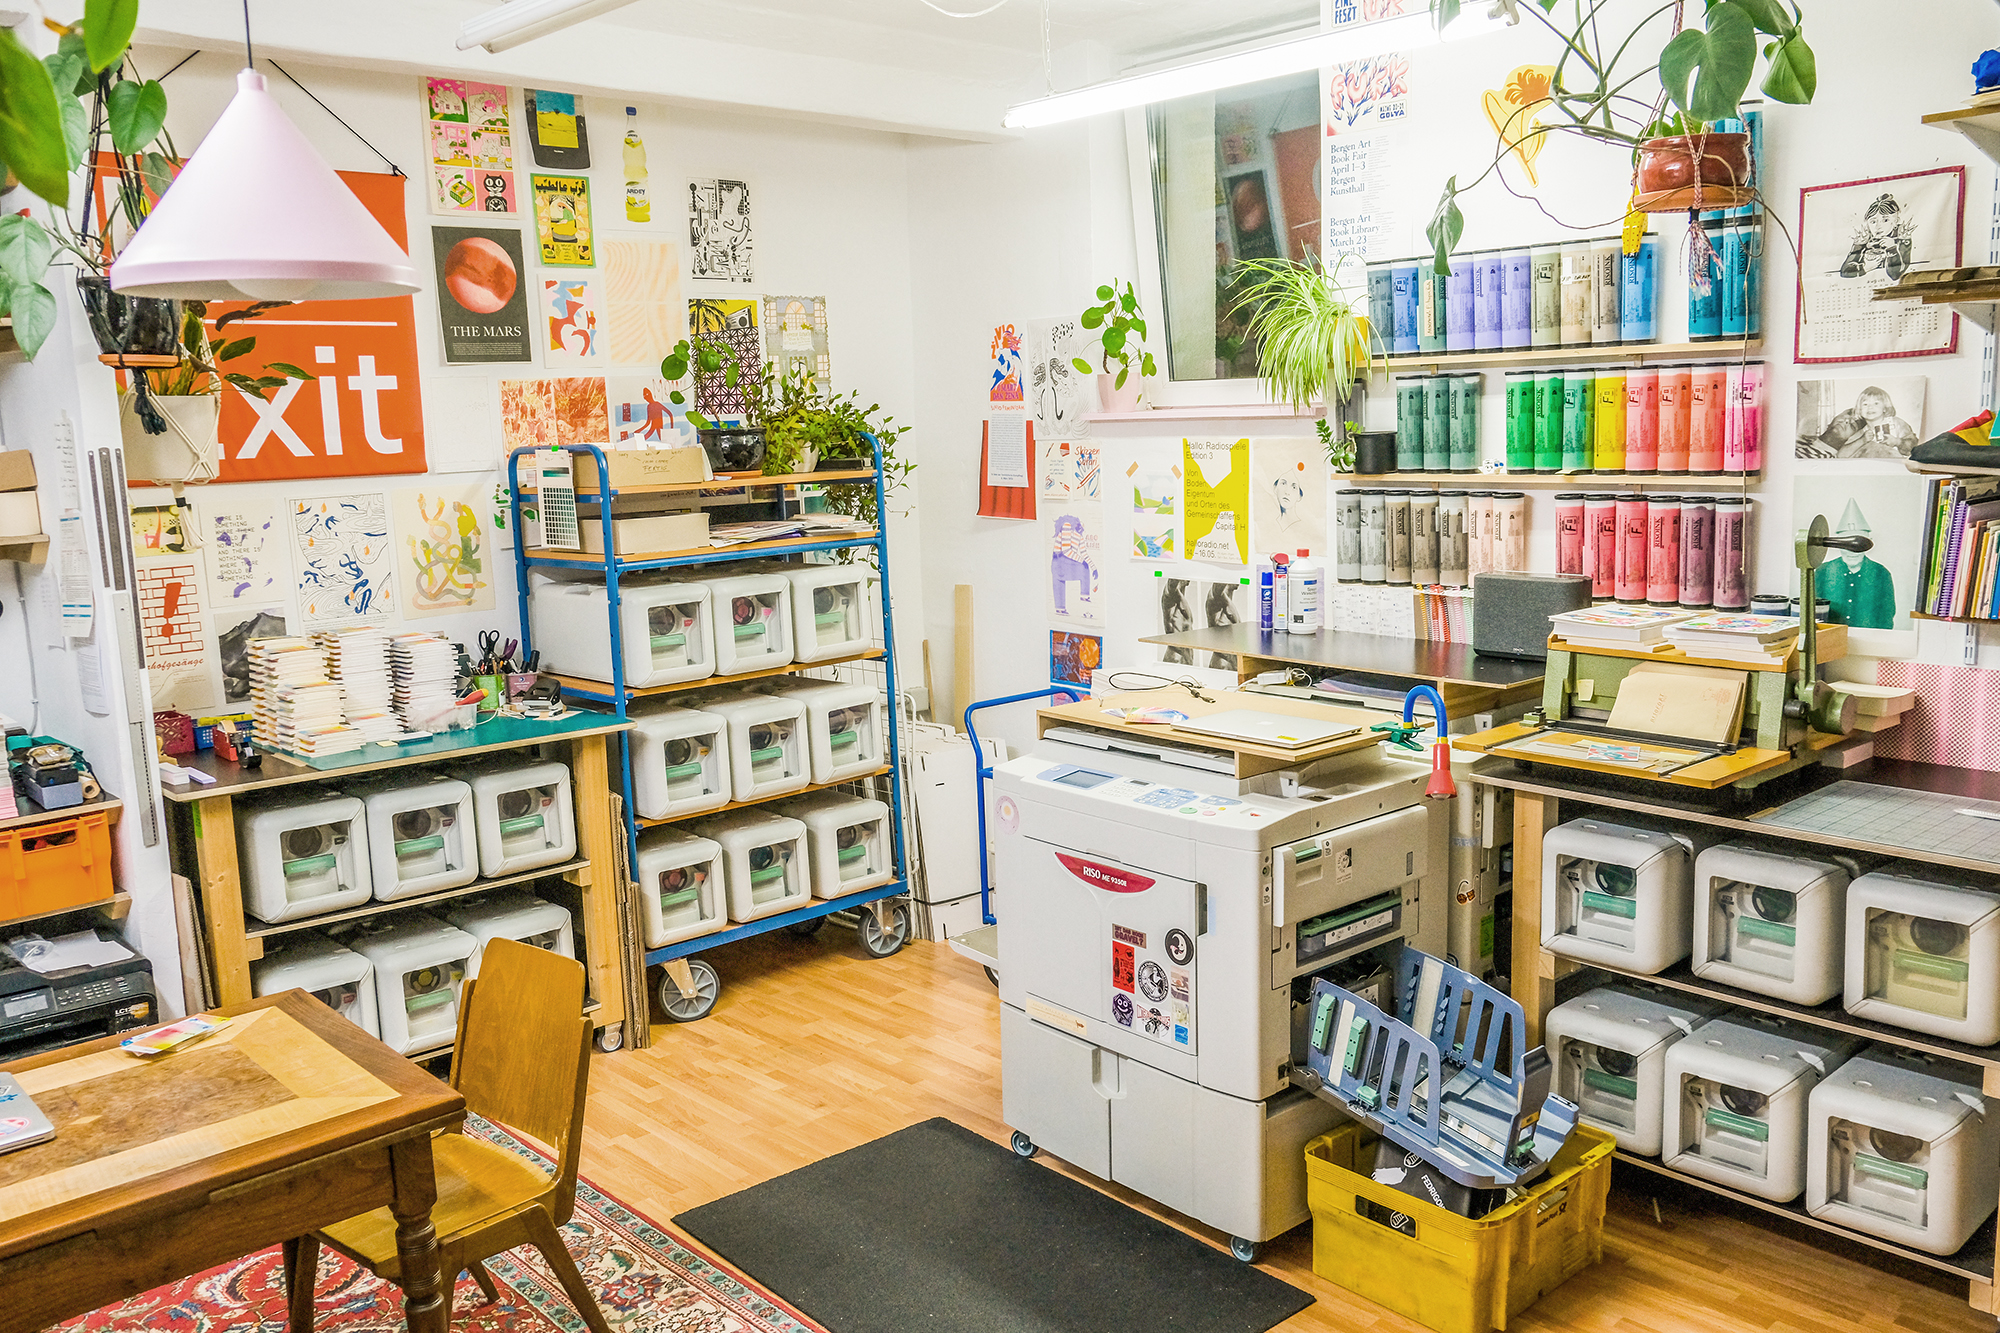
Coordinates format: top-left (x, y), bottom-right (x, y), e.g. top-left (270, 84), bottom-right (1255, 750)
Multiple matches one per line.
top-left (1270, 553), bottom-right (1290, 634)
top-left (1290, 549), bottom-right (1323, 632)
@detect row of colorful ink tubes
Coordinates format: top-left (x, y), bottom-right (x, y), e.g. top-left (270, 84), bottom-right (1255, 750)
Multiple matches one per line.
top-left (1558, 491), bottom-right (1754, 609)
top-left (1331, 488), bottom-right (1526, 588)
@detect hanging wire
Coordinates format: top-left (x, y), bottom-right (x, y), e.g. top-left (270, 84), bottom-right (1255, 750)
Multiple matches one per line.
top-left (268, 60), bottom-right (407, 177)
top-left (242, 0), bottom-right (254, 66)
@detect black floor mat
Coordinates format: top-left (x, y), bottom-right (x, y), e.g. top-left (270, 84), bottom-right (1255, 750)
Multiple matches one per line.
top-left (673, 1117), bottom-right (1313, 1333)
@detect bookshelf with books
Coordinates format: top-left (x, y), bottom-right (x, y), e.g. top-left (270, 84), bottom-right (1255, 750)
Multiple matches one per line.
top-left (1914, 474), bottom-right (2000, 622)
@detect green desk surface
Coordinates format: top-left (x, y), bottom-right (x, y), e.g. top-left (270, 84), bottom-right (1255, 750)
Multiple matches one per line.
top-left (159, 714), bottom-right (632, 802)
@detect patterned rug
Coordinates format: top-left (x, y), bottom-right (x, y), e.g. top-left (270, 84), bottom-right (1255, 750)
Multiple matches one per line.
top-left (49, 1118), bottom-right (823, 1333)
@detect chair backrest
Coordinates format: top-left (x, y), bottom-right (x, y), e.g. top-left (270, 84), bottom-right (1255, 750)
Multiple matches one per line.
top-left (449, 937), bottom-right (593, 1208)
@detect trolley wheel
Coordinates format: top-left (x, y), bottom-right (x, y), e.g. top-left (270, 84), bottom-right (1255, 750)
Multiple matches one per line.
top-left (856, 902), bottom-right (909, 958)
top-left (1010, 1131), bottom-right (1036, 1158)
top-left (789, 916), bottom-right (828, 937)
top-left (1229, 1236), bottom-right (1260, 1263)
top-left (657, 960), bottom-right (721, 1023)
top-left (983, 966), bottom-right (1000, 988)
top-left (594, 1023), bottom-right (625, 1053)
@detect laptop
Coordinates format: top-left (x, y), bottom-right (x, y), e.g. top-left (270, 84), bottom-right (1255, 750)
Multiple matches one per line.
top-left (0, 1072), bottom-right (53, 1154)
top-left (1172, 709), bottom-right (1365, 750)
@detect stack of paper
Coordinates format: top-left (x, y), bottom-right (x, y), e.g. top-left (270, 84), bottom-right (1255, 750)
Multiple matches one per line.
top-left (390, 632), bottom-right (460, 731)
top-left (1547, 605), bottom-right (1696, 653)
top-left (1837, 682), bottom-right (1919, 735)
top-left (1663, 613), bottom-right (1801, 663)
top-left (318, 627), bottom-right (402, 743)
top-left (246, 637), bottom-right (334, 751)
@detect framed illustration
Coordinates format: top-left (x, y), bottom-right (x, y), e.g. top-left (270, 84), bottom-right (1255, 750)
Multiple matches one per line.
top-left (1796, 166), bottom-right (1964, 364)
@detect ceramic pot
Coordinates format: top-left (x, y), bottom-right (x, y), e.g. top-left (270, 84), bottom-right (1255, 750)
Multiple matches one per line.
top-left (699, 426), bottom-right (766, 475)
top-left (1634, 133), bottom-right (1751, 199)
top-left (1353, 431), bottom-right (1398, 475)
top-left (75, 274), bottom-right (182, 362)
top-left (1097, 371), bottom-right (1143, 413)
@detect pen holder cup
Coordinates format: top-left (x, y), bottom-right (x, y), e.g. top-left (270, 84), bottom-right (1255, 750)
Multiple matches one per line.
top-left (506, 672), bottom-right (539, 700)
top-left (473, 674), bottom-right (505, 712)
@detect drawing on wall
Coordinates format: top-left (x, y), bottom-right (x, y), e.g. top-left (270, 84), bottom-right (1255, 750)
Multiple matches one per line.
top-left (1794, 470), bottom-right (1928, 635)
top-left (499, 377), bottom-right (609, 452)
top-left (606, 375), bottom-right (696, 447)
top-left (432, 225), bottom-right (531, 364)
top-left (215, 608), bottom-right (288, 703)
top-left (392, 484), bottom-right (495, 618)
top-left (1155, 570), bottom-right (1243, 670)
top-left (292, 494), bottom-right (397, 632)
top-left (543, 277), bottom-right (599, 366)
top-left (204, 501), bottom-right (287, 606)
top-left (1250, 437), bottom-right (1327, 557)
top-left (763, 294), bottom-right (830, 386)
top-left (1796, 376), bottom-right (1927, 461)
top-left (1041, 437), bottom-right (1076, 500)
top-left (604, 239), bottom-right (684, 365)
top-left (1049, 630), bottom-right (1102, 690)
top-left (990, 324), bottom-right (1024, 402)
top-left (423, 77), bottom-right (515, 216)
top-left (1483, 65), bottom-right (1555, 187)
top-left (1131, 459), bottom-right (1179, 560)
top-left (1045, 504), bottom-right (1103, 628)
top-left (1184, 437), bottom-right (1250, 565)
top-left (532, 173), bottom-right (594, 266)
top-left (1026, 317), bottom-right (1092, 440)
top-left (131, 504), bottom-right (188, 556)
top-left (525, 88), bottom-right (589, 169)
top-left (137, 558), bottom-right (216, 710)
top-left (688, 178), bottom-right (753, 282)
top-left (688, 299), bottom-right (762, 419)
top-left (1074, 444), bottom-right (1101, 500)
top-left (1798, 168), bottom-right (1963, 364)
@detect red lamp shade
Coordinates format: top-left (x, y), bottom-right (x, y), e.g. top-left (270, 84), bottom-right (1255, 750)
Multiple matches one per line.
top-left (109, 69), bottom-right (420, 302)
top-left (1426, 739), bottom-right (1457, 800)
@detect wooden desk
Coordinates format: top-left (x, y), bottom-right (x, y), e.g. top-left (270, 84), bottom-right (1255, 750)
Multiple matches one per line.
top-left (0, 991), bottom-right (465, 1332)
top-left (1036, 688), bottom-right (1386, 778)
top-left (1141, 626), bottom-right (1544, 716)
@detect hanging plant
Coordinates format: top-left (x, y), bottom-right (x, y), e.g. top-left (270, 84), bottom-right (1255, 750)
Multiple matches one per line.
top-left (1230, 253), bottom-right (1379, 412)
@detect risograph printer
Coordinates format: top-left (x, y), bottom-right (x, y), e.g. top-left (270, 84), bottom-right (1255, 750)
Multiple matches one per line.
top-left (992, 704), bottom-right (1446, 1261)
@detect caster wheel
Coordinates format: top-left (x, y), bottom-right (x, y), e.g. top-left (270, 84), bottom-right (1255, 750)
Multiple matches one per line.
top-left (657, 960), bottom-right (721, 1023)
top-left (1010, 1131), bottom-right (1036, 1158)
top-left (594, 1023), bottom-right (625, 1053)
top-left (789, 916), bottom-right (828, 937)
top-left (857, 902), bottom-right (910, 958)
top-left (983, 966), bottom-right (1000, 988)
top-left (1229, 1236), bottom-right (1260, 1263)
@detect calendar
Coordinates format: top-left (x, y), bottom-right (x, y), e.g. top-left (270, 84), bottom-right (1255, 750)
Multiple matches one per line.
top-left (1796, 167), bottom-right (1964, 364)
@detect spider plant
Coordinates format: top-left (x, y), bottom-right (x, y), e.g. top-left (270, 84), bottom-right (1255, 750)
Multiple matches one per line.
top-left (1230, 254), bottom-right (1379, 413)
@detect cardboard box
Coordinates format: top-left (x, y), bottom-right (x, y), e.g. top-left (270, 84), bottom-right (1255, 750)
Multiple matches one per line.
top-left (578, 510), bottom-right (710, 555)
top-left (0, 451), bottom-right (35, 493)
top-left (571, 446), bottom-right (709, 492)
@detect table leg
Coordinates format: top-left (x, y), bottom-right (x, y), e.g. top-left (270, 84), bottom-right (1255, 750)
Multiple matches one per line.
top-left (388, 1133), bottom-right (448, 1333)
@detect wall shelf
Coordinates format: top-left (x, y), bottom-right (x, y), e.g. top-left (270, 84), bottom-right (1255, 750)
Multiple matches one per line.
top-left (241, 858), bottom-right (593, 942)
top-left (584, 468), bottom-right (878, 497)
top-left (1342, 472), bottom-right (1760, 489)
top-left (1086, 403), bottom-right (1321, 423)
top-left (1372, 338), bottom-right (1762, 376)
top-left (0, 891), bottom-right (130, 934)
top-left (526, 530), bottom-right (878, 570)
top-left (634, 766), bottom-right (893, 827)
top-left (1924, 104), bottom-right (2000, 162)
top-left (0, 533), bottom-right (48, 564)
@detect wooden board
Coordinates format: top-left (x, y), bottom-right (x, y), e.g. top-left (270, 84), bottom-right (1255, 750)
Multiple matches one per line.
top-left (1038, 689), bottom-right (1385, 778)
top-left (1454, 721), bottom-right (1796, 789)
top-left (1550, 622), bottom-right (1847, 673)
top-left (1140, 626), bottom-right (1546, 689)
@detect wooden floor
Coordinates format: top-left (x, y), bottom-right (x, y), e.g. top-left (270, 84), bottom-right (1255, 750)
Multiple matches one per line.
top-left (581, 929), bottom-right (1995, 1333)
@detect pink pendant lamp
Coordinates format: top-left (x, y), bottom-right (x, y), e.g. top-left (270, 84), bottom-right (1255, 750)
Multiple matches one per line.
top-left (110, 66), bottom-right (420, 302)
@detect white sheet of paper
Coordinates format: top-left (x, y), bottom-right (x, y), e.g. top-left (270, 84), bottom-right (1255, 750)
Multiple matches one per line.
top-left (986, 409), bottom-right (1029, 488)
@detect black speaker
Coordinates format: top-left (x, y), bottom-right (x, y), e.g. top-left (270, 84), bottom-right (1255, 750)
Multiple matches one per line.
top-left (1473, 572), bottom-right (1593, 661)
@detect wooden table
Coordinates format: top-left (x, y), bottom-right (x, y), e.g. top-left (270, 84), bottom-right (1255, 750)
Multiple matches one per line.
top-left (1140, 626), bottom-right (1545, 716)
top-left (0, 991), bottom-right (465, 1332)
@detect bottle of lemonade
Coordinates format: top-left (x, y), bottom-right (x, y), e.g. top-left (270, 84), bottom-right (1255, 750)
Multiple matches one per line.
top-left (623, 106), bottom-right (649, 222)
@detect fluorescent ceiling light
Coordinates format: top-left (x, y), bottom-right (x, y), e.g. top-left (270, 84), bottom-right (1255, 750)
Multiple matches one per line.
top-left (1002, 8), bottom-right (1508, 129)
top-left (457, 0), bottom-right (640, 53)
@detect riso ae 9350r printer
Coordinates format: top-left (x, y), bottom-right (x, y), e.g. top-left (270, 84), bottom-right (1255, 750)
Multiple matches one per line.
top-left (993, 723), bottom-right (1446, 1262)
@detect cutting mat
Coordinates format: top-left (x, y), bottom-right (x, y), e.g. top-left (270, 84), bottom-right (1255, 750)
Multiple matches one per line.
top-left (1755, 781), bottom-right (2000, 868)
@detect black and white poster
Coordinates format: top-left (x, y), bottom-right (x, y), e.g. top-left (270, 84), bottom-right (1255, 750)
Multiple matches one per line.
top-left (431, 225), bottom-right (531, 364)
top-left (689, 178), bottom-right (753, 282)
top-left (1796, 167), bottom-right (1963, 364)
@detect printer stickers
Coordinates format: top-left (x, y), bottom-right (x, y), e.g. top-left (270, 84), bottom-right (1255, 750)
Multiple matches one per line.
top-left (1110, 922), bottom-right (1194, 1050)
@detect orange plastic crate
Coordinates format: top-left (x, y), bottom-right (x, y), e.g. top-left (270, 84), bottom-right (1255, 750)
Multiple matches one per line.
top-left (0, 810), bottom-right (115, 921)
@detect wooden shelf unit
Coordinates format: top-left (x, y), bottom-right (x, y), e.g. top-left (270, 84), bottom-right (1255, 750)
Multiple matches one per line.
top-left (1342, 472), bottom-right (1760, 489)
top-left (1371, 338), bottom-right (1762, 377)
top-left (583, 468), bottom-right (877, 496)
top-left (549, 649), bottom-right (887, 702)
top-left (633, 766), bottom-right (894, 828)
top-left (0, 795), bottom-right (121, 835)
top-left (0, 891), bottom-right (130, 934)
top-left (241, 858), bottom-right (593, 941)
top-left (526, 529), bottom-right (878, 569)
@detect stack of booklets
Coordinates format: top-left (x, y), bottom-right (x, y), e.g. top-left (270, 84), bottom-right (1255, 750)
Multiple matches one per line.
top-left (1917, 476), bottom-right (2000, 619)
top-left (317, 627), bottom-right (402, 744)
top-left (1546, 605), bottom-right (1695, 652)
top-left (246, 638), bottom-right (334, 751)
top-left (1662, 613), bottom-right (1801, 662)
top-left (390, 632), bottom-right (459, 732)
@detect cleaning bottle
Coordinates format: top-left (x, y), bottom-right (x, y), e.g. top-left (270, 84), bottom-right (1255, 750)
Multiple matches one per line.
top-left (623, 106), bottom-right (650, 222)
top-left (1270, 553), bottom-right (1290, 634)
top-left (1290, 549), bottom-right (1323, 632)
top-left (1255, 558), bottom-right (1275, 630)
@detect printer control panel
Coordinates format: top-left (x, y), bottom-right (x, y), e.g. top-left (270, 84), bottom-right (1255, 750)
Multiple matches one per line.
top-left (1030, 766), bottom-right (1273, 823)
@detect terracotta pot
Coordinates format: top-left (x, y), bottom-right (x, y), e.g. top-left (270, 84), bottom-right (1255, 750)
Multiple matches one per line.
top-left (1635, 132), bottom-right (1751, 196)
top-left (1097, 371), bottom-right (1143, 413)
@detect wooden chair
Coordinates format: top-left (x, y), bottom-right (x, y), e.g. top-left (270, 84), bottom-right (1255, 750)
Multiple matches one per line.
top-left (283, 938), bottom-right (611, 1333)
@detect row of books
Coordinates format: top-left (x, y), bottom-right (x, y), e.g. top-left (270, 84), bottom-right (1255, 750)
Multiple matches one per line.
top-left (1548, 604), bottom-right (1801, 663)
top-left (1917, 476), bottom-right (2000, 621)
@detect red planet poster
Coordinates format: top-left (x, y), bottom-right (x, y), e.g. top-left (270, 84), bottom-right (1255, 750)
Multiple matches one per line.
top-left (430, 223), bottom-right (531, 364)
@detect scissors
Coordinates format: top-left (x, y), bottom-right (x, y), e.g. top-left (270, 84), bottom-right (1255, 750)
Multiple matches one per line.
top-left (477, 631), bottom-right (516, 673)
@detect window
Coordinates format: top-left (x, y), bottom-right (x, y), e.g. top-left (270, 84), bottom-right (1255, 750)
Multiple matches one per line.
top-left (1145, 70), bottom-right (1322, 383)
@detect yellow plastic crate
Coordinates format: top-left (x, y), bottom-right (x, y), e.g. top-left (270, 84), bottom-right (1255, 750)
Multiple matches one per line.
top-left (1304, 1121), bottom-right (1616, 1333)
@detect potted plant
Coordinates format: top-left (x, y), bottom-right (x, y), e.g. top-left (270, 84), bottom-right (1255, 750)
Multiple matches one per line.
top-left (1232, 253), bottom-right (1379, 422)
top-left (1071, 280), bottom-right (1158, 412)
top-left (119, 302), bottom-right (311, 493)
top-left (1425, 0), bottom-right (1818, 273)
top-left (660, 300), bottom-right (773, 474)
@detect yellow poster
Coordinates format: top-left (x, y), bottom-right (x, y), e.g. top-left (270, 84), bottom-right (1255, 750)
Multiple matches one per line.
top-left (1183, 437), bottom-right (1249, 565)
top-left (533, 173), bottom-right (593, 267)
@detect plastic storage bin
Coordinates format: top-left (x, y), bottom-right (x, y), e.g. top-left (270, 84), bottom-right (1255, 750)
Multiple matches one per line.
top-left (1663, 1014), bottom-right (1860, 1201)
top-left (249, 931), bottom-right (379, 1038)
top-left (1304, 1120), bottom-right (1616, 1333)
top-left (236, 794), bottom-right (373, 924)
top-left (347, 914), bottom-right (477, 1055)
top-left (766, 679), bottom-right (883, 784)
top-left (0, 810), bottom-right (115, 920)
top-left (629, 705), bottom-right (732, 820)
top-left (526, 573), bottom-right (715, 688)
top-left (702, 570), bottom-right (793, 675)
top-left (1546, 983), bottom-right (1722, 1156)
top-left (701, 691), bottom-right (809, 801)
top-left (362, 778), bottom-right (477, 902)
top-left (469, 762), bottom-right (577, 878)
top-left (696, 811), bottom-right (811, 923)
top-left (784, 793), bottom-right (894, 897)
top-left (780, 563), bottom-right (875, 662)
top-left (1542, 818), bottom-right (1693, 974)
top-left (1845, 865), bottom-right (2000, 1045)
top-left (1693, 844), bottom-right (1856, 1005)
top-left (1806, 1046), bottom-right (2000, 1256)
top-left (445, 891), bottom-right (575, 978)
top-left (635, 827), bottom-right (727, 948)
